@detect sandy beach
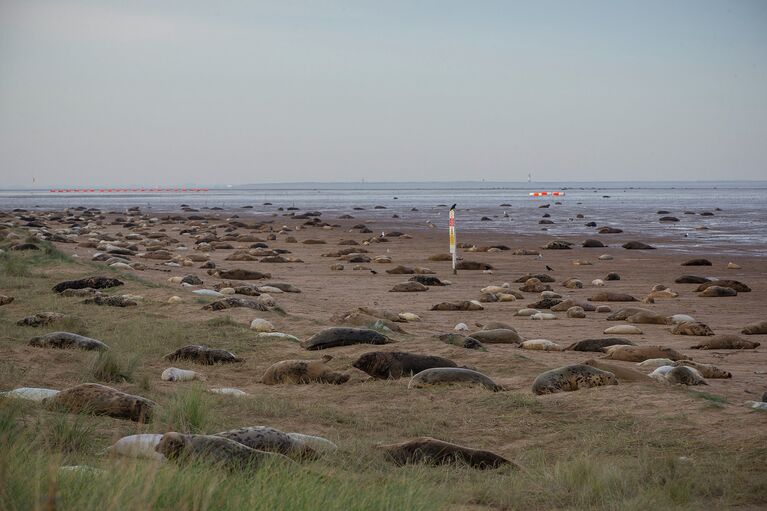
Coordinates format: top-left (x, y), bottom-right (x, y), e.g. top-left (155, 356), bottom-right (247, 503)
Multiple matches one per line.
top-left (1, 203), bottom-right (766, 509)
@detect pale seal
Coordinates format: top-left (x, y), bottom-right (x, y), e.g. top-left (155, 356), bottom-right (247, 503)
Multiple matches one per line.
top-left (106, 434), bottom-right (165, 461)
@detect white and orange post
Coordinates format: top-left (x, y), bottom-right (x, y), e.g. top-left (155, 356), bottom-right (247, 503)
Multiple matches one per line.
top-left (449, 204), bottom-right (457, 274)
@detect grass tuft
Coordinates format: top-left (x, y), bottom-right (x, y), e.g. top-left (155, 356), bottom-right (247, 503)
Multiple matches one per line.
top-left (38, 413), bottom-right (95, 455)
top-left (154, 385), bottom-right (212, 434)
top-left (87, 351), bottom-right (137, 383)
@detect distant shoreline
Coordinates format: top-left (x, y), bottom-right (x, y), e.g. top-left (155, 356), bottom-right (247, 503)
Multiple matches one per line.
top-left (3, 180), bottom-right (767, 192)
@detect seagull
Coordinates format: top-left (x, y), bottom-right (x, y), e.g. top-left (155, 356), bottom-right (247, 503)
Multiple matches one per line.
top-left (545, 265), bottom-right (554, 271)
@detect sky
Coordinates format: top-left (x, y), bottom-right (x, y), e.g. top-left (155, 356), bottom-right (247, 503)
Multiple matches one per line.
top-left (0, 1), bottom-right (766, 187)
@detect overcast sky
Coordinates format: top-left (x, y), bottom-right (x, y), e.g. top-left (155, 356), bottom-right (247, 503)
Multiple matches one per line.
top-left (1, 1), bottom-right (765, 186)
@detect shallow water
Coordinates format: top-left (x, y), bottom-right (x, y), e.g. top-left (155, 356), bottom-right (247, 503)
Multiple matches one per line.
top-left (2, 181), bottom-right (766, 256)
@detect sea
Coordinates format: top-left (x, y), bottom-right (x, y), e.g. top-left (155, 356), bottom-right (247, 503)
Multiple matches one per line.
top-left (2, 181), bottom-right (766, 256)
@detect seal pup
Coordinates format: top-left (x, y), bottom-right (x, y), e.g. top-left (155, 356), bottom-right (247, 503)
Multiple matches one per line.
top-left (520, 339), bottom-right (563, 351)
top-left (409, 368), bottom-right (502, 392)
top-left (29, 331), bottom-right (109, 351)
top-left (532, 364), bottom-right (618, 395)
top-left (214, 426), bottom-right (314, 458)
top-left (0, 387), bottom-right (60, 401)
top-left (163, 345), bottom-right (242, 364)
top-left (156, 432), bottom-right (291, 470)
top-left (43, 383), bottom-right (155, 422)
top-left (302, 327), bottom-right (393, 350)
top-left (352, 352), bottom-right (459, 379)
top-left (637, 358), bottom-right (676, 369)
top-left (286, 433), bottom-right (337, 453)
top-left (106, 434), bottom-right (165, 461)
top-left (377, 437), bottom-right (513, 469)
top-left (261, 355), bottom-right (349, 384)
top-left (691, 335), bottom-right (760, 350)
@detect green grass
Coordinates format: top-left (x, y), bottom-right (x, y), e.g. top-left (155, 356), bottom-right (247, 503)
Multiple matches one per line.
top-left (689, 390), bottom-right (728, 407)
top-left (0, 241), bottom-right (71, 279)
top-left (38, 412), bottom-right (95, 455)
top-left (154, 385), bottom-right (213, 434)
top-left (87, 352), bottom-right (138, 383)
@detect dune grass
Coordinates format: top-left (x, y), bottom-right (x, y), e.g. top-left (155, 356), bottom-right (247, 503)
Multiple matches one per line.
top-left (0, 241), bottom-right (71, 278)
top-left (87, 351), bottom-right (138, 383)
top-left (2, 395), bottom-right (765, 511)
top-left (153, 385), bottom-right (214, 434)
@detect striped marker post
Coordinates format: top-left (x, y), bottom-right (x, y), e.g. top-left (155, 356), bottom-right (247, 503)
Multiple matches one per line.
top-left (449, 204), bottom-right (457, 275)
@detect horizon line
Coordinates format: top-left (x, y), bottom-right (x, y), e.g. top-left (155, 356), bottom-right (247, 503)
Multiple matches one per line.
top-left (4, 178), bottom-right (767, 189)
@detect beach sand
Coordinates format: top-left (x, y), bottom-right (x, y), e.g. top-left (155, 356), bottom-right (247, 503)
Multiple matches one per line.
top-left (1, 206), bottom-right (766, 508)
